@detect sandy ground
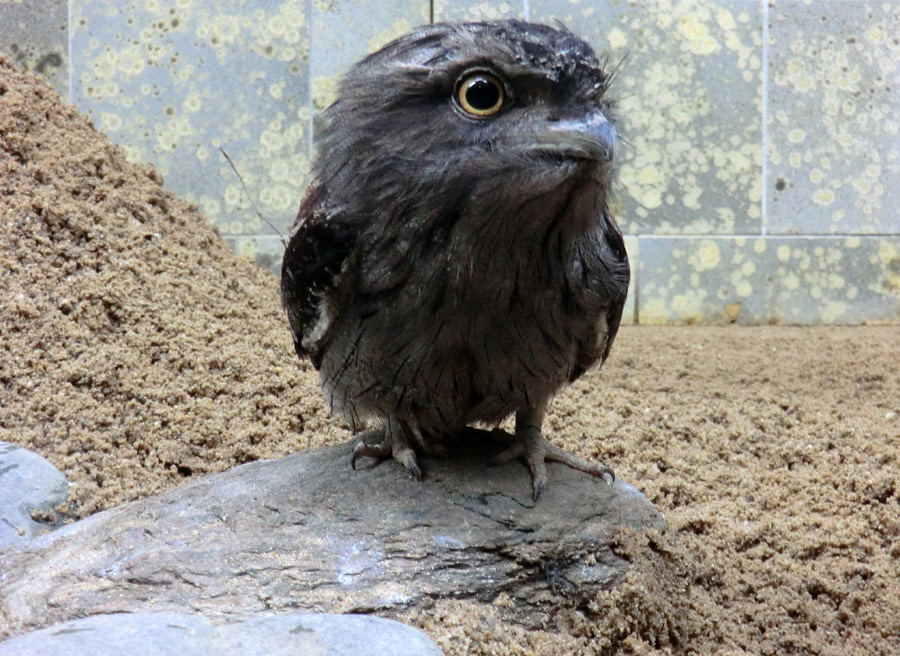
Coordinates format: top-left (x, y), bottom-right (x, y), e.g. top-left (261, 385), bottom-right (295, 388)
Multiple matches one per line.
top-left (2, 58), bottom-right (899, 655)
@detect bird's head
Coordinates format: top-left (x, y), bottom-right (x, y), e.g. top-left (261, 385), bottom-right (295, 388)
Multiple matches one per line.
top-left (315, 20), bottom-right (619, 236)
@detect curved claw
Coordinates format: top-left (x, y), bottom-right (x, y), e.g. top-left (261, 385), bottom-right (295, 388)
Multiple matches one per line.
top-left (351, 439), bottom-right (391, 470)
top-left (395, 446), bottom-right (423, 481)
top-left (349, 426), bottom-right (423, 481)
top-left (488, 429), bottom-right (615, 501)
top-left (544, 442), bottom-right (615, 484)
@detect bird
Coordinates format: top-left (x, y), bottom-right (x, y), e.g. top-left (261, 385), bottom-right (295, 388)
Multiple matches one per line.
top-left (281, 20), bottom-right (629, 501)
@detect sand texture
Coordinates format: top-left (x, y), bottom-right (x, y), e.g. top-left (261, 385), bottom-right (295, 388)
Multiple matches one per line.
top-left (2, 58), bottom-right (899, 655)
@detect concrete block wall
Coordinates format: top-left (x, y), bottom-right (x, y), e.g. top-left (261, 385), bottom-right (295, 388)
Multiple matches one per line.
top-left (2, 0), bottom-right (898, 325)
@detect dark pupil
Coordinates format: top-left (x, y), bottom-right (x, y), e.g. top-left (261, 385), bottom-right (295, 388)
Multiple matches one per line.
top-left (466, 78), bottom-right (500, 110)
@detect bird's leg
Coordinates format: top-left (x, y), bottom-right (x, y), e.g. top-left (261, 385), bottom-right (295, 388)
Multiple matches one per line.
top-left (490, 403), bottom-right (615, 501)
top-left (350, 416), bottom-right (422, 481)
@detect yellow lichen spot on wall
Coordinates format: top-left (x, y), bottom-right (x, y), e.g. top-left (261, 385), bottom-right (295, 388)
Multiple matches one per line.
top-left (683, 187), bottom-right (702, 210)
top-left (777, 245), bottom-right (791, 262)
top-left (269, 159), bottom-right (289, 182)
top-left (369, 19), bottom-right (412, 53)
top-left (312, 75), bottom-right (338, 109)
top-left (455, 2), bottom-right (512, 20)
top-left (641, 189), bottom-right (663, 211)
top-left (101, 113), bottom-right (123, 132)
top-left (259, 183), bottom-right (294, 212)
top-left (783, 272), bottom-right (800, 291)
top-left (641, 297), bottom-right (670, 325)
top-left (120, 144), bottom-right (142, 163)
top-left (678, 15), bottom-right (719, 56)
top-left (236, 238), bottom-right (258, 260)
top-left (201, 196), bottom-right (221, 216)
top-left (844, 237), bottom-right (861, 249)
top-left (608, 27), bottom-right (628, 50)
top-left (867, 26), bottom-right (884, 44)
top-left (876, 241), bottom-right (900, 293)
top-left (809, 168), bottom-right (823, 184)
top-left (736, 280), bottom-right (752, 298)
top-left (224, 184), bottom-right (242, 210)
top-left (787, 129), bottom-right (805, 144)
top-left (269, 81), bottom-right (285, 100)
top-left (212, 15), bottom-right (241, 45)
top-left (155, 114), bottom-right (194, 152)
top-left (259, 120), bottom-right (286, 153)
top-left (183, 92), bottom-right (201, 113)
top-left (853, 178), bottom-right (871, 195)
top-left (669, 288), bottom-right (707, 323)
top-left (117, 47), bottom-right (145, 77)
top-left (90, 50), bottom-right (118, 80)
top-left (820, 301), bottom-right (848, 324)
top-left (691, 240), bottom-right (721, 272)
top-left (715, 7), bottom-right (736, 31)
top-left (812, 189), bottom-right (835, 206)
top-left (753, 238), bottom-right (766, 254)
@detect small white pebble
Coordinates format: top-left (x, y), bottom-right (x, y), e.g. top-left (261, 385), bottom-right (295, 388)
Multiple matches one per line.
top-left (886, 411), bottom-right (898, 421)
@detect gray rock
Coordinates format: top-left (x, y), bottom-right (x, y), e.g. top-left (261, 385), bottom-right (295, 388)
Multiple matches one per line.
top-left (0, 442), bottom-right (69, 550)
top-left (0, 612), bottom-right (444, 655)
top-left (0, 432), bottom-right (665, 638)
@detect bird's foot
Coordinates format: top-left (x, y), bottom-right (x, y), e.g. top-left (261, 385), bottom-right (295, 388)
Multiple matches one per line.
top-left (489, 428), bottom-right (614, 501)
top-left (350, 428), bottom-right (422, 481)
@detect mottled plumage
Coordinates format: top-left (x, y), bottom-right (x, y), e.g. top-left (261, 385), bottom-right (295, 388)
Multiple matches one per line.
top-left (282, 20), bottom-right (629, 499)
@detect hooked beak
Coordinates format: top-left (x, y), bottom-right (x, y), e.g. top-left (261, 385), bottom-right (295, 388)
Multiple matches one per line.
top-left (529, 110), bottom-right (616, 163)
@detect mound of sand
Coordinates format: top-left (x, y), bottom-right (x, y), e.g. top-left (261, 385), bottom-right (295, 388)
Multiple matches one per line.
top-left (0, 56), bottom-right (343, 516)
top-left (2, 58), bottom-right (898, 655)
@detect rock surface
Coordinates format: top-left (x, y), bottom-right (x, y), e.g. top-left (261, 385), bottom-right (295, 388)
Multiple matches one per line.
top-left (0, 612), bottom-right (444, 655)
top-left (0, 442), bottom-right (69, 550)
top-left (0, 432), bottom-right (664, 638)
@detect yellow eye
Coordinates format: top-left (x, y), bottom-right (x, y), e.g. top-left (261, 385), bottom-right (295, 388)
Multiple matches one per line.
top-left (456, 72), bottom-right (505, 117)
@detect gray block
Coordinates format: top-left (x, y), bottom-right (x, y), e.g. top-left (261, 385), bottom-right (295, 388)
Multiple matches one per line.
top-left (433, 0), bottom-right (525, 22)
top-left (531, 0), bottom-right (764, 235)
top-left (0, 612), bottom-right (444, 656)
top-left (0, 0), bottom-right (68, 99)
top-left (225, 235), bottom-right (286, 277)
top-left (622, 235), bottom-right (638, 325)
top-left (637, 235), bottom-right (900, 325)
top-left (69, 0), bottom-right (312, 236)
top-left (309, 0), bottom-right (430, 115)
top-left (767, 0), bottom-right (900, 234)
top-left (0, 442), bottom-right (69, 550)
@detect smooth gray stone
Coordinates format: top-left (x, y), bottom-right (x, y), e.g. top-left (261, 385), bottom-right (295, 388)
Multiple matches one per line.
top-left (0, 432), bottom-right (665, 638)
top-left (0, 612), bottom-right (444, 656)
top-left (0, 442), bottom-right (69, 550)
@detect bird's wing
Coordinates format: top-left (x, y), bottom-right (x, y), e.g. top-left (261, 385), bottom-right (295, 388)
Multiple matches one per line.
top-left (569, 211), bottom-right (630, 382)
top-left (281, 184), bottom-right (356, 369)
